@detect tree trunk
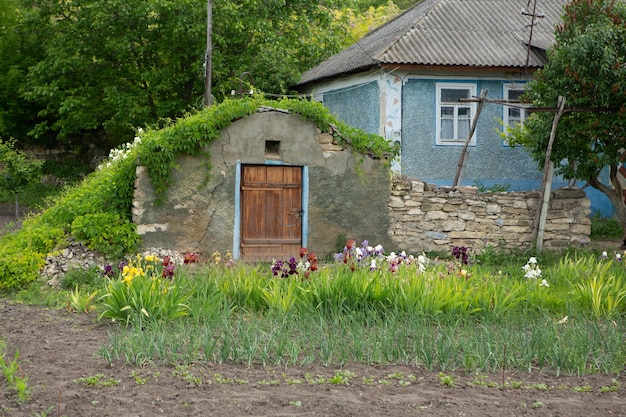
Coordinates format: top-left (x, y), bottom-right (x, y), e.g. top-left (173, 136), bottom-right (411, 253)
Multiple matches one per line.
top-left (14, 193), bottom-right (19, 220)
top-left (588, 167), bottom-right (626, 246)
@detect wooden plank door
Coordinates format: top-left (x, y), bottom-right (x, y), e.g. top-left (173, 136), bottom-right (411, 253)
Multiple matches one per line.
top-left (240, 165), bottom-right (302, 261)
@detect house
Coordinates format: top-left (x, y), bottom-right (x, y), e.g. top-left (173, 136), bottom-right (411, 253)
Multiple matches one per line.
top-left (294, 0), bottom-right (613, 215)
top-left (132, 102), bottom-right (590, 261)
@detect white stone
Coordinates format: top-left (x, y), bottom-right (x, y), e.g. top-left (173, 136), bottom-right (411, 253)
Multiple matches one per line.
top-left (136, 223), bottom-right (169, 234)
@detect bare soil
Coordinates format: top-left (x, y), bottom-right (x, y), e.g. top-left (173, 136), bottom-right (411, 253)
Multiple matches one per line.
top-left (1, 203), bottom-right (625, 416)
top-left (1, 301), bottom-right (625, 417)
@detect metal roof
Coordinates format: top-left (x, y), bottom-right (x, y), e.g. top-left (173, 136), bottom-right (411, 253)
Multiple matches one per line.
top-left (296, 0), bottom-right (569, 87)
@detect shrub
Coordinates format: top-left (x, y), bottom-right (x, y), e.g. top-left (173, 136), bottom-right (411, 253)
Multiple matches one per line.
top-left (70, 213), bottom-right (140, 259)
top-left (61, 265), bottom-right (105, 292)
top-left (0, 223), bottom-right (63, 291)
top-left (0, 248), bottom-right (45, 291)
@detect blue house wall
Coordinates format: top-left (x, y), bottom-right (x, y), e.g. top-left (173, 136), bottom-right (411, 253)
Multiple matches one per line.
top-left (401, 78), bottom-right (554, 191)
top-left (322, 81), bottom-right (380, 135)
top-left (314, 76), bottom-right (614, 216)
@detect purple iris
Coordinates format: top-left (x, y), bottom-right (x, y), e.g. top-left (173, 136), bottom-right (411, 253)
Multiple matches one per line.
top-left (162, 263), bottom-right (175, 278)
top-left (103, 264), bottom-right (114, 276)
top-left (452, 246), bottom-right (469, 265)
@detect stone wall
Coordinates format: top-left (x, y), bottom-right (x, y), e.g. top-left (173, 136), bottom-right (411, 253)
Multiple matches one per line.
top-left (388, 177), bottom-right (591, 253)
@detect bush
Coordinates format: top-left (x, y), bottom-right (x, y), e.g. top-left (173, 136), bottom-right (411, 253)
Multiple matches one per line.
top-left (70, 213), bottom-right (140, 259)
top-left (590, 212), bottom-right (622, 240)
top-left (0, 223), bottom-right (64, 291)
top-left (61, 265), bottom-right (105, 292)
top-left (10, 221), bottom-right (66, 253)
top-left (0, 248), bottom-right (45, 291)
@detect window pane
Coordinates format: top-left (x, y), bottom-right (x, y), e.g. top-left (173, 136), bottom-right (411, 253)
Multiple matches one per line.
top-left (458, 119), bottom-right (470, 139)
top-left (508, 107), bottom-right (521, 120)
top-left (441, 119), bottom-right (454, 139)
top-left (508, 89), bottom-right (524, 101)
top-left (441, 88), bottom-right (470, 103)
top-left (441, 106), bottom-right (454, 117)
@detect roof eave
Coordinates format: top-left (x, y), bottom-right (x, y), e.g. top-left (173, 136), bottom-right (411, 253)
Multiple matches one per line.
top-left (380, 63), bottom-right (543, 73)
top-left (292, 63), bottom-right (381, 91)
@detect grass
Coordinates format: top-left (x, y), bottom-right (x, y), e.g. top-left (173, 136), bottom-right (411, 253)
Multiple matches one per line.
top-left (590, 212), bottom-right (623, 240)
top-left (3, 224), bottom-right (626, 378)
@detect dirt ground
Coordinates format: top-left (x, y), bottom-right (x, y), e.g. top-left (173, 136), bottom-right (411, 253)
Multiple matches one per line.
top-left (0, 301), bottom-right (624, 417)
top-left (1, 204), bottom-right (625, 416)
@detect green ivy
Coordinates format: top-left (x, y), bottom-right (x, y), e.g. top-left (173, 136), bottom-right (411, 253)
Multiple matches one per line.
top-left (137, 97), bottom-right (398, 200)
top-left (71, 212), bottom-right (140, 259)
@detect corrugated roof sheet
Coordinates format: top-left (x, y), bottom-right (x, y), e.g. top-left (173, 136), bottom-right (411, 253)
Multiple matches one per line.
top-left (296, 0), bottom-right (570, 87)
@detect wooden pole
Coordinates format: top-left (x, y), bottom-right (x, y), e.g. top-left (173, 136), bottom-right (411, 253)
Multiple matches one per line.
top-left (204, 0), bottom-right (212, 107)
top-left (454, 89), bottom-right (488, 187)
top-left (534, 95), bottom-right (566, 252)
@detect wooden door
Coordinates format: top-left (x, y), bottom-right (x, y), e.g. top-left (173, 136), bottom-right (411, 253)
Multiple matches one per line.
top-left (240, 165), bottom-right (302, 261)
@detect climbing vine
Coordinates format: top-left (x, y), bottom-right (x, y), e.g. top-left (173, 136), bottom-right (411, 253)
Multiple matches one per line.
top-left (136, 97), bottom-right (398, 199)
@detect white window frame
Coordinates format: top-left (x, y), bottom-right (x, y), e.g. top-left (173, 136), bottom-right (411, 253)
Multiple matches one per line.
top-left (436, 83), bottom-right (477, 146)
top-left (503, 84), bottom-right (529, 128)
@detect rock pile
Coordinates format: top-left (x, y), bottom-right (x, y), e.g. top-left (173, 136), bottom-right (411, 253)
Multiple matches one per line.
top-left (42, 240), bottom-right (186, 288)
top-left (42, 239), bottom-right (106, 288)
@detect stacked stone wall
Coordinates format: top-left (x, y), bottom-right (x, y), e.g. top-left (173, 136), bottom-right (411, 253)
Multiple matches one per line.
top-left (388, 177), bottom-right (591, 253)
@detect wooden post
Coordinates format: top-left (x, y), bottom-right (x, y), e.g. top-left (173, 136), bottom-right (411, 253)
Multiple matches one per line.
top-left (204, 0), bottom-right (212, 107)
top-left (534, 96), bottom-right (566, 252)
top-left (454, 89), bottom-right (488, 187)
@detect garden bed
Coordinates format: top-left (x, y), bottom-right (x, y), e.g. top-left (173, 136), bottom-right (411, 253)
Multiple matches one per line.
top-left (1, 300), bottom-right (624, 416)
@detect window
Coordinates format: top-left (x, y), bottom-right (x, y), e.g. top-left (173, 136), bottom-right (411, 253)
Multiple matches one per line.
top-left (503, 84), bottom-right (529, 128)
top-left (436, 83), bottom-right (477, 145)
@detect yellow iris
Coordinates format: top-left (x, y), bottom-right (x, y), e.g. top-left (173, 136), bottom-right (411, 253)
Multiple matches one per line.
top-left (144, 255), bottom-right (158, 263)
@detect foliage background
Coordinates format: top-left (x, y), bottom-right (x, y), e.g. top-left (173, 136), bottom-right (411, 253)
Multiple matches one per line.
top-left (1, 0), bottom-right (414, 151)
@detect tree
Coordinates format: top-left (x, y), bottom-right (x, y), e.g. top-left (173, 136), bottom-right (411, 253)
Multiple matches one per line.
top-left (0, 0), bottom-right (48, 144)
top-left (23, 0), bottom-right (208, 149)
top-left (0, 139), bottom-right (43, 219)
top-left (20, 0), bottom-right (352, 149)
top-left (348, 0), bottom-right (417, 11)
top-left (512, 0), bottom-right (626, 243)
top-left (337, 1), bottom-right (400, 41)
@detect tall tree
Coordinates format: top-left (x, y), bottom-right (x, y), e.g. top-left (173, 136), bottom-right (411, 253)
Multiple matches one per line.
top-left (21, 0), bottom-right (350, 149)
top-left (0, 0), bottom-right (47, 144)
top-left (511, 0), bottom-right (626, 243)
top-left (23, 0), bottom-right (207, 149)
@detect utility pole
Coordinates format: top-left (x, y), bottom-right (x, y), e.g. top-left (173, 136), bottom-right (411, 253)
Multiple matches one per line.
top-left (522, 0), bottom-right (544, 70)
top-left (204, 0), bottom-right (212, 107)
